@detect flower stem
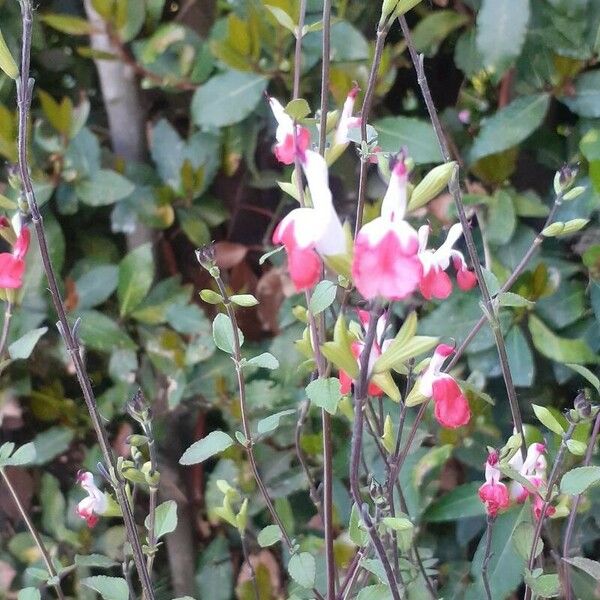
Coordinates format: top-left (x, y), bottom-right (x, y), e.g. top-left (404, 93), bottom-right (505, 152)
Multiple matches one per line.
top-left (0, 302), bottom-right (13, 359)
top-left (398, 16), bottom-right (525, 461)
top-left (1, 469), bottom-right (65, 600)
top-left (318, 0), bottom-right (332, 156)
top-left (482, 515), bottom-right (495, 600)
top-left (16, 3), bottom-right (154, 597)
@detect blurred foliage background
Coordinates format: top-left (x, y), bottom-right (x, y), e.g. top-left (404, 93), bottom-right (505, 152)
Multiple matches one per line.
top-left (0, 0), bottom-right (600, 598)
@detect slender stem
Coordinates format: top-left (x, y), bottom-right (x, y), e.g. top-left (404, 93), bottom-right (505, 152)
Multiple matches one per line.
top-left (398, 16), bottom-right (525, 461)
top-left (524, 422), bottom-right (577, 600)
top-left (318, 0), bottom-right (332, 156)
top-left (16, 3), bottom-right (154, 597)
top-left (292, 0), bottom-right (307, 100)
top-left (322, 407), bottom-right (336, 600)
top-left (354, 25), bottom-right (388, 237)
top-left (482, 516), bottom-right (495, 600)
top-left (563, 410), bottom-right (600, 600)
top-left (241, 534), bottom-right (260, 600)
top-left (1, 469), bottom-right (65, 600)
top-left (350, 308), bottom-right (401, 600)
top-left (0, 302), bottom-right (13, 359)
top-left (144, 419), bottom-right (159, 577)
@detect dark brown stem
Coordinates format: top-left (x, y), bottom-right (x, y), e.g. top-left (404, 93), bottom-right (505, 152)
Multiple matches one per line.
top-left (1, 469), bottom-right (65, 600)
top-left (562, 410), bottom-right (600, 600)
top-left (354, 25), bottom-right (388, 237)
top-left (241, 534), bottom-right (260, 600)
top-left (524, 422), bottom-right (577, 600)
top-left (398, 16), bottom-right (525, 460)
top-left (482, 515), bottom-right (495, 600)
top-left (16, 3), bottom-right (154, 597)
top-left (318, 0), bottom-right (332, 156)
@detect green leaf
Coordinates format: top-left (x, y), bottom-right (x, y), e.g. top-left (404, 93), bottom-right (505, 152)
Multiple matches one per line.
top-left (562, 70), bottom-right (600, 118)
top-left (200, 289), bottom-right (223, 305)
top-left (180, 431), bottom-right (234, 465)
top-left (17, 589), bottom-right (40, 600)
top-left (145, 500), bottom-right (177, 539)
top-left (305, 377), bottom-right (341, 415)
top-left (373, 116), bottom-right (442, 164)
top-left (356, 585), bottom-right (393, 600)
top-left (8, 328), bottom-right (48, 360)
top-left (412, 10), bottom-right (469, 56)
top-left (309, 280), bottom-right (337, 315)
top-left (257, 524), bottom-right (282, 547)
top-left (288, 552), bottom-right (316, 589)
top-left (560, 466), bottom-right (600, 495)
top-left (76, 169), bottom-right (134, 206)
top-left (532, 404), bottom-right (565, 436)
top-left (75, 554), bottom-right (117, 569)
top-left (524, 572), bottom-right (560, 598)
top-left (31, 427), bottom-right (73, 465)
top-left (76, 310), bottom-right (137, 352)
top-left (212, 313), bottom-right (244, 354)
top-left (118, 243), bottom-right (154, 316)
top-left (563, 557), bottom-right (600, 581)
top-left (257, 409), bottom-right (296, 435)
top-left (565, 364), bottom-right (600, 393)
top-left (246, 352), bottom-right (279, 370)
top-left (373, 335), bottom-right (438, 373)
top-left (41, 14), bottom-right (92, 35)
top-left (0, 29), bottom-right (18, 79)
top-left (192, 71), bottom-right (267, 128)
top-left (505, 326), bottom-right (535, 387)
top-left (3, 442), bottom-right (36, 467)
top-left (381, 516), bottom-right (413, 531)
top-left (349, 503), bottom-right (368, 546)
top-left (487, 190), bottom-right (516, 245)
top-left (229, 294), bottom-right (259, 307)
top-left (75, 265), bottom-right (119, 309)
top-left (566, 439), bottom-right (587, 456)
top-left (476, 0), bottom-right (530, 76)
top-left (470, 94), bottom-right (550, 162)
top-left (513, 521), bottom-right (543, 561)
top-left (81, 576), bottom-right (129, 600)
top-left (422, 483), bottom-right (486, 522)
top-left (529, 315), bottom-right (599, 365)
top-left (265, 5), bottom-right (296, 33)
top-left (285, 98), bottom-right (311, 120)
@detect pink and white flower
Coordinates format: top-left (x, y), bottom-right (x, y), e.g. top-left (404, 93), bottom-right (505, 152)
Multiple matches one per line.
top-left (339, 310), bottom-right (390, 397)
top-left (268, 97), bottom-right (311, 165)
top-left (272, 150), bottom-right (345, 291)
top-left (419, 344), bottom-right (471, 429)
top-left (417, 223), bottom-right (477, 300)
top-left (478, 450), bottom-right (510, 517)
top-left (333, 84), bottom-right (361, 146)
top-left (76, 471), bottom-right (108, 528)
top-left (0, 218), bottom-right (30, 290)
top-left (352, 158), bottom-right (422, 300)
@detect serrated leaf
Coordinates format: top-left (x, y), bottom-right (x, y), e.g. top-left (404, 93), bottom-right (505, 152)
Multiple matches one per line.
top-left (532, 404), bottom-right (565, 436)
top-left (288, 552), bottom-right (315, 589)
top-left (560, 466), bottom-right (600, 495)
top-left (81, 576), bottom-right (129, 600)
top-left (212, 313), bottom-right (244, 354)
top-left (309, 280), bottom-right (337, 315)
top-left (8, 328), bottom-right (48, 360)
top-left (305, 377), bottom-right (341, 415)
top-left (180, 431), bottom-right (234, 465)
top-left (257, 524), bottom-right (282, 547)
top-left (257, 409), bottom-right (295, 435)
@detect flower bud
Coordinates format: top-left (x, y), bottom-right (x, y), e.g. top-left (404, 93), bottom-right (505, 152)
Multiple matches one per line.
top-left (127, 434), bottom-right (149, 447)
top-left (408, 161), bottom-right (456, 211)
top-left (196, 244), bottom-right (217, 273)
top-left (574, 389), bottom-right (592, 419)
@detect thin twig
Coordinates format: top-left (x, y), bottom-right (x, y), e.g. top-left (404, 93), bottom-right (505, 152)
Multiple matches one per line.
top-left (241, 534), bottom-right (260, 600)
top-left (1, 469), bottom-right (65, 600)
top-left (398, 16), bottom-right (526, 461)
top-left (318, 0), bottom-right (332, 156)
top-left (16, 3), bottom-right (155, 598)
top-left (562, 410), bottom-right (600, 600)
top-left (524, 422), bottom-right (577, 600)
top-left (482, 515), bottom-right (495, 600)
top-left (0, 302), bottom-right (13, 359)
top-left (144, 418), bottom-right (159, 578)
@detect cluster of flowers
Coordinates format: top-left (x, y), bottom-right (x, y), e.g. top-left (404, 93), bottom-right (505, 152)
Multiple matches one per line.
top-left (269, 90), bottom-right (476, 429)
top-left (269, 90), bottom-right (477, 301)
top-left (0, 215), bottom-right (30, 289)
top-left (478, 443), bottom-right (553, 520)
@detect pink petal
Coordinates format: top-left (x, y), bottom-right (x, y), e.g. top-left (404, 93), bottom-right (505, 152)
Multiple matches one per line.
top-left (456, 267), bottom-right (477, 291)
top-left (478, 481), bottom-right (510, 517)
top-left (287, 246), bottom-right (321, 291)
top-left (0, 254), bottom-right (25, 289)
top-left (432, 376), bottom-right (471, 428)
top-left (420, 267), bottom-right (453, 300)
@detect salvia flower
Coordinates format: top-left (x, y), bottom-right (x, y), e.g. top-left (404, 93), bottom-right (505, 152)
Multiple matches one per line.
top-left (333, 84), bottom-right (361, 146)
top-left (417, 223), bottom-right (477, 300)
top-left (339, 310), bottom-right (390, 396)
top-left (419, 344), bottom-right (471, 428)
top-left (268, 97), bottom-right (311, 165)
top-left (508, 442), bottom-right (555, 519)
top-left (0, 218), bottom-right (30, 290)
top-left (478, 450), bottom-right (510, 517)
top-left (76, 470), bottom-right (108, 528)
top-left (272, 150), bottom-right (345, 291)
top-left (352, 158), bottom-right (422, 300)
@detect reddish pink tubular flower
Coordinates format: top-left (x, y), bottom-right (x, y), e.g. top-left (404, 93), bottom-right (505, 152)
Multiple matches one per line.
top-left (269, 97), bottom-right (311, 164)
top-left (454, 257), bottom-right (478, 291)
top-left (432, 375), bottom-right (471, 428)
top-left (352, 158), bottom-right (422, 300)
top-left (532, 494), bottom-right (555, 521)
top-left (419, 266), bottom-right (453, 300)
top-left (13, 227), bottom-right (30, 260)
top-left (76, 471), bottom-right (108, 528)
top-left (334, 84), bottom-right (361, 146)
top-left (0, 253), bottom-right (25, 288)
top-left (339, 340), bottom-right (383, 396)
top-left (478, 481), bottom-right (510, 517)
